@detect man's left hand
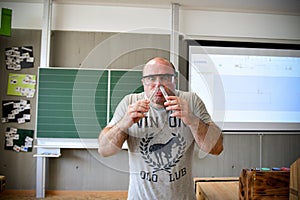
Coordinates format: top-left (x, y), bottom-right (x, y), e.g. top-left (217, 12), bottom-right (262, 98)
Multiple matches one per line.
top-left (164, 96), bottom-right (196, 126)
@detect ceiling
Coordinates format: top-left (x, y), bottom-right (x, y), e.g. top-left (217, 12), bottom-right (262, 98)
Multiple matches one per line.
top-left (4, 0), bottom-right (300, 15)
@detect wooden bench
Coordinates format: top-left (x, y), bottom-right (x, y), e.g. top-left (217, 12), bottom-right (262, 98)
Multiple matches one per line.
top-left (194, 177), bottom-right (239, 200)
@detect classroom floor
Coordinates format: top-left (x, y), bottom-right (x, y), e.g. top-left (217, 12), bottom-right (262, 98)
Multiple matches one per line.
top-left (0, 190), bottom-right (128, 200)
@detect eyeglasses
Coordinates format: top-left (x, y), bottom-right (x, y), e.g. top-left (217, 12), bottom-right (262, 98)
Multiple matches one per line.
top-left (142, 74), bottom-right (176, 85)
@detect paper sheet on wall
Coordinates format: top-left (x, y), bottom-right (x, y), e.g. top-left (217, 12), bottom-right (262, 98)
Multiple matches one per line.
top-left (7, 73), bottom-right (36, 97)
top-left (0, 8), bottom-right (12, 36)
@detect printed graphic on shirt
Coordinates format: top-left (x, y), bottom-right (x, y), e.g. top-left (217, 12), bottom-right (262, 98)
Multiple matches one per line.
top-left (140, 132), bottom-right (186, 174)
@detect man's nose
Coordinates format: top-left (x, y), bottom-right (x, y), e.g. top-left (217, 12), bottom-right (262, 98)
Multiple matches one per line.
top-left (154, 77), bottom-right (162, 86)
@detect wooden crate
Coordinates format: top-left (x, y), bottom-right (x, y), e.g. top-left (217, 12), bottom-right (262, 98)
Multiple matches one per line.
top-left (290, 158), bottom-right (300, 200)
top-left (239, 169), bottom-right (290, 199)
top-left (0, 175), bottom-right (5, 193)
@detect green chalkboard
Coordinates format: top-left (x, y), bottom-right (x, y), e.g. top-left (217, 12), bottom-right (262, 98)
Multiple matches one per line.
top-left (37, 68), bottom-right (108, 138)
top-left (36, 68), bottom-right (143, 139)
top-left (109, 70), bottom-right (144, 119)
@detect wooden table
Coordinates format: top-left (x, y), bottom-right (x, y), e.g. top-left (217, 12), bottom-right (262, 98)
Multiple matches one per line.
top-left (194, 177), bottom-right (239, 200)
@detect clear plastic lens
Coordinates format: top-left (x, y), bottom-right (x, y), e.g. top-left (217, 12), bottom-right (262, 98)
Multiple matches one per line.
top-left (143, 74), bottom-right (175, 85)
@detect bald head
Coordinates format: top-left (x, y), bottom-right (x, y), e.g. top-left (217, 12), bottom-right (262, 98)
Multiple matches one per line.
top-left (142, 57), bottom-right (177, 106)
top-left (143, 57), bottom-right (176, 75)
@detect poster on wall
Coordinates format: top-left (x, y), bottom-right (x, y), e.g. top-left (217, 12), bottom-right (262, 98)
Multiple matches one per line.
top-left (4, 127), bottom-right (34, 152)
top-left (5, 46), bottom-right (34, 70)
top-left (7, 73), bottom-right (36, 98)
top-left (1, 100), bottom-right (31, 123)
top-left (0, 8), bottom-right (12, 37)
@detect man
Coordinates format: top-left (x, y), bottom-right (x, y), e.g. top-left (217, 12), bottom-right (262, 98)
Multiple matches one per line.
top-left (98, 57), bottom-right (223, 199)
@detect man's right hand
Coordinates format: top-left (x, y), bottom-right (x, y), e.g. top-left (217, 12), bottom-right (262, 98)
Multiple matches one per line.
top-left (118, 99), bottom-right (150, 130)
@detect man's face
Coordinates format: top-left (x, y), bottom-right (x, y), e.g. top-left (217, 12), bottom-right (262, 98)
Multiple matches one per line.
top-left (142, 61), bottom-right (176, 106)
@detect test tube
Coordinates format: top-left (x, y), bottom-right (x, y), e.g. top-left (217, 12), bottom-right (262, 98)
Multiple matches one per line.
top-left (159, 86), bottom-right (173, 115)
top-left (144, 87), bottom-right (158, 117)
top-left (147, 87), bottom-right (158, 101)
top-left (159, 86), bottom-right (169, 101)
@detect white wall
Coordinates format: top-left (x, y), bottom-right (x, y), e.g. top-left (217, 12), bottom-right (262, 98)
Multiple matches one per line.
top-left (1, 2), bottom-right (171, 34)
top-left (180, 10), bottom-right (300, 41)
top-left (2, 2), bottom-right (300, 42)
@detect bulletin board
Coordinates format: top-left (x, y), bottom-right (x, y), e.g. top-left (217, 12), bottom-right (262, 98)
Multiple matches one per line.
top-left (4, 127), bottom-right (34, 152)
top-left (7, 73), bottom-right (36, 98)
top-left (2, 100), bottom-right (31, 123)
top-left (5, 46), bottom-right (34, 70)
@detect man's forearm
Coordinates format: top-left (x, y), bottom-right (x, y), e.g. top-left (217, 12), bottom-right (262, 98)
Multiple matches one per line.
top-left (189, 119), bottom-right (223, 155)
top-left (98, 125), bottom-right (128, 157)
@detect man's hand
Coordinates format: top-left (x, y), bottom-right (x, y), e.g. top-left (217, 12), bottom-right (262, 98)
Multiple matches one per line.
top-left (164, 96), bottom-right (196, 126)
top-left (164, 96), bottom-right (223, 155)
top-left (119, 99), bottom-right (150, 130)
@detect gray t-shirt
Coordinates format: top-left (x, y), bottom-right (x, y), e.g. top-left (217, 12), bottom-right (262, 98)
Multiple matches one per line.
top-left (108, 90), bottom-right (211, 200)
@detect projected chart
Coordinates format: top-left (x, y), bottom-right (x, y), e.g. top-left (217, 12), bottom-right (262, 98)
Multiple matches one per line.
top-left (190, 49), bottom-right (300, 130)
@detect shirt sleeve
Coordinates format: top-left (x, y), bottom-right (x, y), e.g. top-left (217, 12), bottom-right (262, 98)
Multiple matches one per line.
top-left (188, 92), bottom-right (212, 124)
top-left (107, 95), bottom-right (130, 127)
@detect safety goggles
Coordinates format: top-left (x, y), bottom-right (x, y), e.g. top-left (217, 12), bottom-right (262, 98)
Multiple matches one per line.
top-left (142, 74), bottom-right (176, 85)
